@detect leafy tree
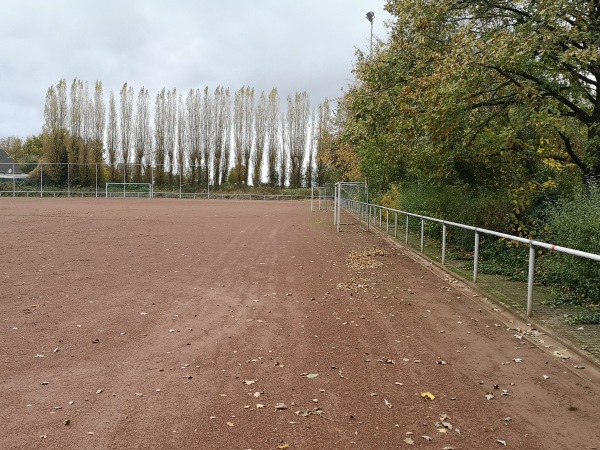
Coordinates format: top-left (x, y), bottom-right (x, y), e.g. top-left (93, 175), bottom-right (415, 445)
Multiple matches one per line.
top-left (41, 79), bottom-right (69, 184)
top-left (107, 91), bottom-right (119, 181)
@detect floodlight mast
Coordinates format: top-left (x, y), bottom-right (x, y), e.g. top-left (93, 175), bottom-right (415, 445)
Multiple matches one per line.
top-left (366, 11), bottom-right (375, 55)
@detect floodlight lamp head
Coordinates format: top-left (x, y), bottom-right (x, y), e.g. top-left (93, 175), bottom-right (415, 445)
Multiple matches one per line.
top-left (366, 11), bottom-right (375, 23)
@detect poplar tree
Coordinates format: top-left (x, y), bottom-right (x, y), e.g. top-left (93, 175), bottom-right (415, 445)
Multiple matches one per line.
top-left (213, 86), bottom-right (230, 187)
top-left (106, 91), bottom-right (119, 181)
top-left (266, 88), bottom-right (280, 186)
top-left (220, 88), bottom-right (232, 186)
top-left (154, 88), bottom-right (167, 186)
top-left (68, 79), bottom-right (85, 182)
top-left (314, 99), bottom-right (331, 185)
top-left (133, 87), bottom-right (151, 182)
top-left (186, 88), bottom-right (201, 186)
top-left (165, 88), bottom-right (177, 185)
top-left (119, 83), bottom-right (134, 181)
top-left (89, 81), bottom-right (105, 183)
top-left (42, 79), bottom-right (69, 183)
top-left (286, 92), bottom-right (310, 188)
top-left (177, 93), bottom-right (188, 187)
top-left (253, 92), bottom-right (268, 186)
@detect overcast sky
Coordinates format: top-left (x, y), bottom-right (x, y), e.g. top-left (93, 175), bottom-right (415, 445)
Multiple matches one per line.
top-left (0, 0), bottom-right (391, 139)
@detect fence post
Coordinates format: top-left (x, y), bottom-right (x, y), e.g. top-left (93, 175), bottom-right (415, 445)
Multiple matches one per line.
top-left (386, 209), bottom-right (389, 234)
top-left (442, 223), bottom-right (447, 265)
top-left (420, 218), bottom-right (425, 253)
top-left (473, 230), bottom-right (480, 282)
top-left (405, 215), bottom-right (409, 244)
top-left (527, 244), bottom-right (535, 317)
top-left (12, 163), bottom-right (16, 197)
top-left (336, 184), bottom-right (341, 232)
top-left (40, 164), bottom-right (43, 197)
top-left (333, 183), bottom-right (337, 225)
top-left (311, 186), bottom-right (314, 212)
top-left (95, 164), bottom-right (98, 198)
top-left (394, 212), bottom-right (398, 238)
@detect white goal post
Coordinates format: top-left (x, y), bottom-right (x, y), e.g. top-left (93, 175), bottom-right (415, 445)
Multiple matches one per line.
top-left (105, 183), bottom-right (154, 198)
top-left (311, 185), bottom-right (333, 212)
top-left (334, 181), bottom-right (368, 232)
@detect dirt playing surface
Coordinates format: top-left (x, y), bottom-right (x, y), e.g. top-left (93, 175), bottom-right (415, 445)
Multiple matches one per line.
top-left (1, 198), bottom-right (599, 449)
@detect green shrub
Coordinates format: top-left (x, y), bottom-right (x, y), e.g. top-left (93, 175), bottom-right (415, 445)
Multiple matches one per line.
top-left (538, 186), bottom-right (600, 307)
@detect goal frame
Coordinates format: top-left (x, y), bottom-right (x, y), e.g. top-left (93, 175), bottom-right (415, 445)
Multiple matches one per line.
top-left (334, 181), bottom-right (368, 232)
top-left (105, 182), bottom-right (154, 199)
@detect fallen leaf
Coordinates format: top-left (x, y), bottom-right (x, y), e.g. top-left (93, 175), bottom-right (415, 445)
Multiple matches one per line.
top-left (497, 439), bottom-right (507, 446)
top-left (275, 403), bottom-right (288, 410)
top-left (422, 435), bottom-right (432, 441)
top-left (305, 373), bottom-right (319, 379)
top-left (226, 422), bottom-right (234, 427)
top-left (553, 351), bottom-right (569, 360)
top-left (543, 375), bottom-right (550, 380)
top-left (256, 404), bottom-right (265, 409)
top-left (243, 379), bottom-right (257, 385)
top-left (384, 398), bottom-right (392, 408)
top-left (513, 358), bottom-right (523, 363)
top-left (485, 394), bottom-right (494, 400)
top-left (276, 445), bottom-right (289, 450)
top-left (404, 437), bottom-right (415, 445)
top-left (421, 392), bottom-right (435, 401)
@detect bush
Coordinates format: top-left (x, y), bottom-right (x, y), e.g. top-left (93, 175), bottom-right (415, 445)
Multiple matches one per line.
top-left (392, 183), bottom-right (514, 250)
top-left (538, 186), bottom-right (600, 307)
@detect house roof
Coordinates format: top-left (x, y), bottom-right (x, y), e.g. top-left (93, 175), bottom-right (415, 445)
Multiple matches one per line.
top-left (0, 148), bottom-right (24, 174)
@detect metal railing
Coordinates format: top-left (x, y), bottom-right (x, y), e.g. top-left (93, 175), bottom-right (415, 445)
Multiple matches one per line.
top-left (339, 198), bottom-right (600, 318)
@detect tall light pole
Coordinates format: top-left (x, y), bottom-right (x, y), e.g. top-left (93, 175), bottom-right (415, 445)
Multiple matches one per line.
top-left (366, 11), bottom-right (374, 55)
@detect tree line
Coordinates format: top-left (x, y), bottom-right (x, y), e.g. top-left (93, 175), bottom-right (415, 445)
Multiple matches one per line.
top-left (16, 79), bottom-right (333, 189)
top-left (329, 0), bottom-right (600, 221)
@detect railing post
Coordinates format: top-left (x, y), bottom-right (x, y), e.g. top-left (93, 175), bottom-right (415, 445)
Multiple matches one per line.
top-left (442, 223), bottom-right (447, 265)
top-left (95, 163), bottom-right (98, 198)
top-left (394, 211), bottom-right (398, 238)
top-left (473, 230), bottom-right (480, 282)
top-left (405, 215), bottom-right (409, 244)
top-left (420, 218), bottom-right (425, 253)
top-left (12, 163), bottom-right (16, 197)
top-left (40, 164), bottom-right (43, 197)
top-left (379, 207), bottom-right (382, 227)
top-left (386, 209), bottom-right (389, 234)
top-left (527, 244), bottom-right (536, 317)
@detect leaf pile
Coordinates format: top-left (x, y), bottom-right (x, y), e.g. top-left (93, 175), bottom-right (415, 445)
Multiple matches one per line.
top-left (346, 248), bottom-right (386, 270)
